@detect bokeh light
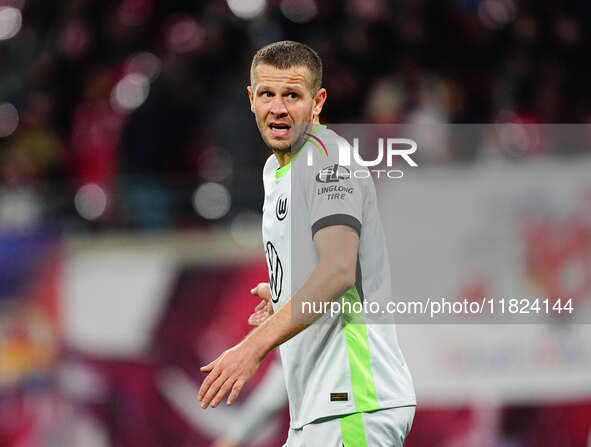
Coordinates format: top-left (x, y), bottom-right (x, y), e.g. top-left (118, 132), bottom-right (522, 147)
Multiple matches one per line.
top-left (280, 0), bottom-right (317, 23)
top-left (110, 73), bottom-right (150, 112)
top-left (0, 189), bottom-right (40, 229)
top-left (165, 15), bottom-right (205, 54)
top-left (0, 6), bottom-right (22, 40)
top-left (192, 183), bottom-right (231, 220)
top-left (127, 52), bottom-right (162, 81)
top-left (116, 0), bottom-right (152, 27)
top-left (75, 183), bottom-right (108, 221)
top-left (0, 102), bottom-right (19, 137)
top-left (198, 147), bottom-right (233, 182)
top-left (494, 112), bottom-right (541, 158)
top-left (479, 0), bottom-right (516, 29)
top-left (226, 0), bottom-right (266, 20)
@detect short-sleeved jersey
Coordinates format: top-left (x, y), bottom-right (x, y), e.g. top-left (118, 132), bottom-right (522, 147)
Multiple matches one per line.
top-left (262, 125), bottom-right (415, 429)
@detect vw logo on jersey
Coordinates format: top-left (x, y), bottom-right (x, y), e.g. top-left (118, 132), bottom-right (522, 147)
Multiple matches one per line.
top-left (265, 241), bottom-right (283, 303)
top-left (276, 194), bottom-right (288, 221)
top-left (315, 164), bottom-right (351, 183)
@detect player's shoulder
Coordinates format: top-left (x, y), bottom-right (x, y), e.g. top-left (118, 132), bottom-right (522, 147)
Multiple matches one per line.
top-left (293, 125), bottom-right (339, 171)
top-left (304, 125), bottom-right (341, 162)
top-left (263, 154), bottom-right (279, 182)
top-left (263, 153), bottom-right (278, 171)
top-left (296, 125), bottom-right (368, 176)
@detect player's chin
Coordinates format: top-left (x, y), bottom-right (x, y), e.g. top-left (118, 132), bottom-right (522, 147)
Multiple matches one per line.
top-left (265, 136), bottom-right (291, 152)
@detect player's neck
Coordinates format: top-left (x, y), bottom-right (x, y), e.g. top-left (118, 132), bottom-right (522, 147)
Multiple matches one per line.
top-left (273, 150), bottom-right (292, 168)
top-left (273, 119), bottom-right (320, 168)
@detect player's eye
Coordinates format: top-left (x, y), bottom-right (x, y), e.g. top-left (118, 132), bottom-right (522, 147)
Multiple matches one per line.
top-left (286, 92), bottom-right (298, 99)
top-left (261, 91), bottom-right (273, 98)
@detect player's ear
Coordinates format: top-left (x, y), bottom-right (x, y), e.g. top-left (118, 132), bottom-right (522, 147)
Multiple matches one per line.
top-left (247, 86), bottom-right (255, 113)
top-left (312, 87), bottom-right (327, 118)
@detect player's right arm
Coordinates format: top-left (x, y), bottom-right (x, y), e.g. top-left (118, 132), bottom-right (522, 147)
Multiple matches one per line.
top-left (198, 224), bottom-right (359, 409)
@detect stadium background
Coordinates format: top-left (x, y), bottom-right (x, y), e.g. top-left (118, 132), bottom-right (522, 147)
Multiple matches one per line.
top-left (1, 0), bottom-right (591, 446)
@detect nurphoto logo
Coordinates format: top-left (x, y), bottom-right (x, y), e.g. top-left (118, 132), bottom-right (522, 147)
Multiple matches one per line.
top-left (306, 136), bottom-right (419, 179)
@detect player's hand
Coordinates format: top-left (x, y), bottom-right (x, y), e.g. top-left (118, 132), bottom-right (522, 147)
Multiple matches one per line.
top-left (198, 341), bottom-right (261, 409)
top-left (248, 282), bottom-right (273, 326)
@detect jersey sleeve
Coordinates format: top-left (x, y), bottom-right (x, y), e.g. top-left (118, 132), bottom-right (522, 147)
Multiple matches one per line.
top-left (305, 143), bottom-right (365, 237)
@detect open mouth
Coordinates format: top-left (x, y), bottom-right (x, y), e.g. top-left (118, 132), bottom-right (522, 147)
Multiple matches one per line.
top-left (268, 123), bottom-right (291, 137)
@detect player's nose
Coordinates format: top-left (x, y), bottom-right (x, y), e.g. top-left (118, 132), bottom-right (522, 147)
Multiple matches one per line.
top-left (269, 96), bottom-right (288, 116)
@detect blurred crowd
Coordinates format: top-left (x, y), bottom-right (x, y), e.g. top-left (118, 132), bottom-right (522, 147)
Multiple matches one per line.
top-left (0, 0), bottom-right (590, 229)
top-left (1, 2), bottom-right (590, 446)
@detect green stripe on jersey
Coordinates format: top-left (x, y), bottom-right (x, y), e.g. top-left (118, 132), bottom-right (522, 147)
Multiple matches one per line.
top-left (274, 124), bottom-right (327, 179)
top-left (339, 412), bottom-right (368, 447)
top-left (342, 287), bottom-right (380, 412)
top-left (275, 162), bottom-right (291, 179)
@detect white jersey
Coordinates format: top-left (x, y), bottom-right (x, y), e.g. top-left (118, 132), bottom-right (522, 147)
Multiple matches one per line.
top-left (262, 125), bottom-right (415, 429)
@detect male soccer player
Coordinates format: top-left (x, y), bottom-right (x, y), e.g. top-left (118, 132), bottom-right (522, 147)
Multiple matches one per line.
top-left (199, 41), bottom-right (416, 446)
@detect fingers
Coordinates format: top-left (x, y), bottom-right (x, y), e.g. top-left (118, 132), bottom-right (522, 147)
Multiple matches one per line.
top-left (249, 299), bottom-right (273, 325)
top-left (247, 312), bottom-right (261, 326)
top-left (198, 364), bottom-right (221, 401)
top-left (198, 344), bottom-right (258, 410)
top-left (250, 282), bottom-right (265, 296)
top-left (248, 309), bottom-right (269, 326)
top-left (227, 379), bottom-right (246, 405)
top-left (210, 377), bottom-right (236, 408)
top-left (251, 282), bottom-right (271, 299)
top-left (248, 301), bottom-right (266, 325)
top-left (200, 372), bottom-right (228, 409)
top-left (254, 300), bottom-right (267, 312)
top-left (200, 358), bottom-right (217, 373)
top-left (259, 283), bottom-right (271, 302)
top-left (248, 286), bottom-right (273, 326)
top-left (212, 439), bottom-right (239, 447)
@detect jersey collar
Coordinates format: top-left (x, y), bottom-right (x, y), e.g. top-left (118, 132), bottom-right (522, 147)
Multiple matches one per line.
top-left (275, 124), bottom-right (327, 179)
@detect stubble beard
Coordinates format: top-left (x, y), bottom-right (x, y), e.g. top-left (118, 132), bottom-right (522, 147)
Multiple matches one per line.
top-left (258, 109), bottom-right (315, 154)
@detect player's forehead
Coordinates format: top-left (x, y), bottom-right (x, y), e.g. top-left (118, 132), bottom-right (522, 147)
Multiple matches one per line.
top-left (252, 63), bottom-right (313, 91)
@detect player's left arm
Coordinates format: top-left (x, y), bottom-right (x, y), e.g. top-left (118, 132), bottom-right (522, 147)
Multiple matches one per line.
top-left (198, 224), bottom-right (359, 409)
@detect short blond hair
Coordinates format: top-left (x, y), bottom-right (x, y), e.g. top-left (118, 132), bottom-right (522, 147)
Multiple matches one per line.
top-left (250, 40), bottom-right (322, 93)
